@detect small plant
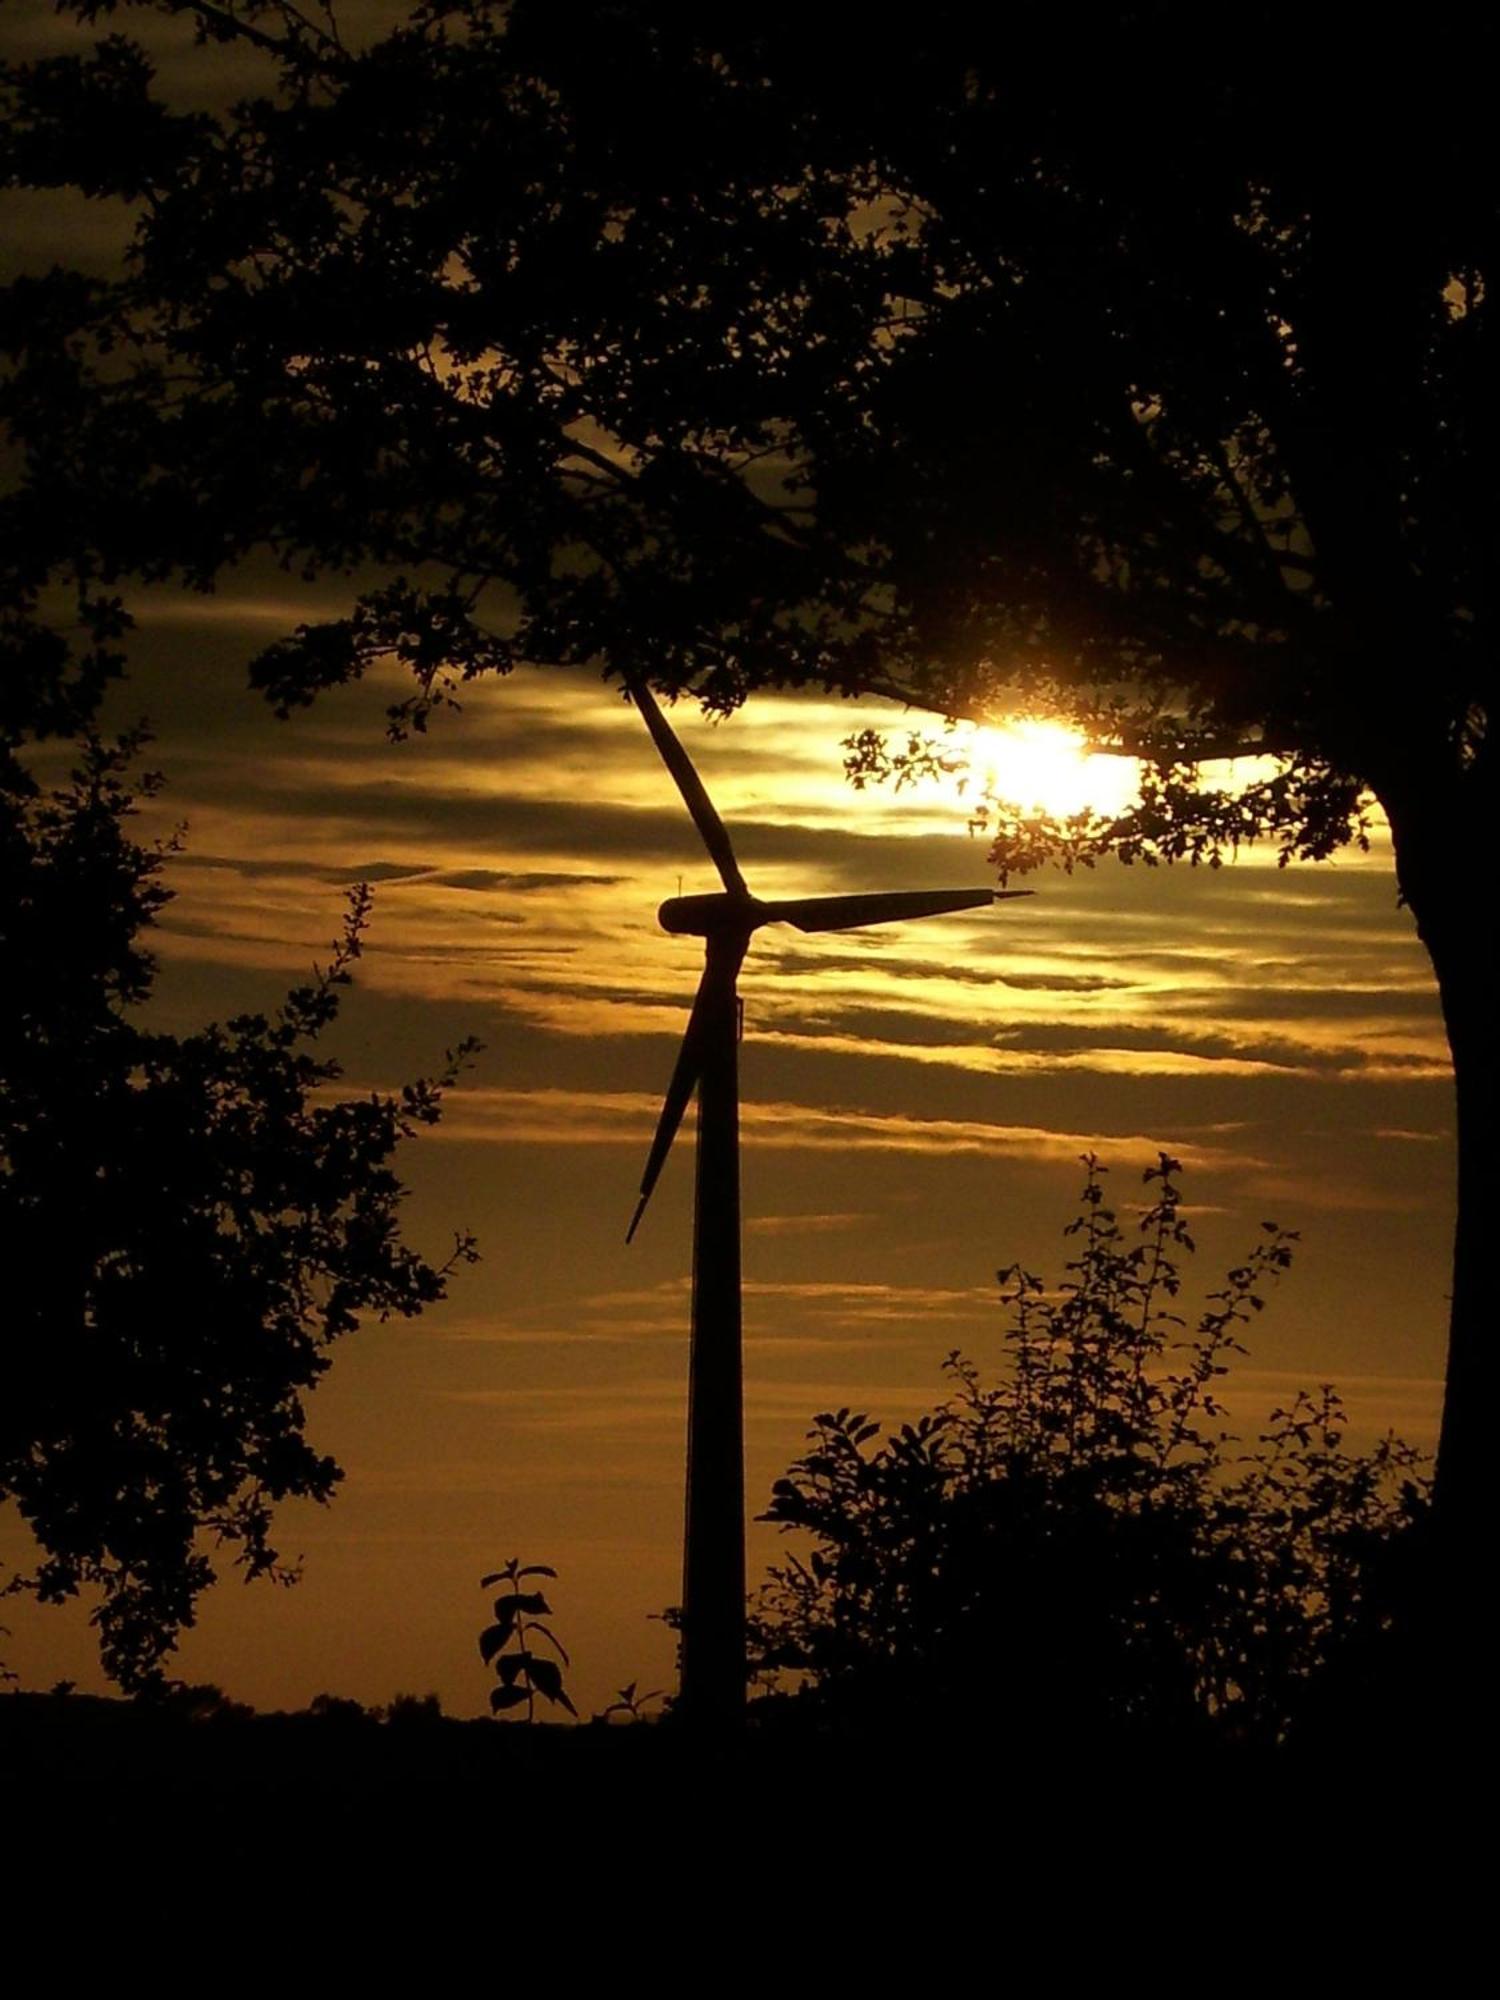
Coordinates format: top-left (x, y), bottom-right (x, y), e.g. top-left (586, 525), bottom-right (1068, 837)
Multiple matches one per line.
top-left (479, 1559), bottom-right (577, 1720)
top-left (593, 1679), bottom-right (667, 1725)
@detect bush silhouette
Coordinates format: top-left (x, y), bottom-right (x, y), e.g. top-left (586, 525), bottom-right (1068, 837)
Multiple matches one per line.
top-left (752, 1156), bottom-right (1429, 1748)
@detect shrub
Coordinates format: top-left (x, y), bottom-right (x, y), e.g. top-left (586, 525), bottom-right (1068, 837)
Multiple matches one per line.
top-left (751, 1156), bottom-right (1429, 1747)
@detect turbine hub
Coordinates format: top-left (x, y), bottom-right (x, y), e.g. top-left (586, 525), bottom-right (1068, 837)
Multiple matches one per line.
top-left (658, 892), bottom-right (762, 936)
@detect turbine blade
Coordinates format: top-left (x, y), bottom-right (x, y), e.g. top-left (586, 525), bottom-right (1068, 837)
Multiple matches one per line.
top-left (626, 975), bottom-right (710, 1242)
top-left (761, 888), bottom-right (1033, 933)
top-left (625, 676), bottom-right (748, 897)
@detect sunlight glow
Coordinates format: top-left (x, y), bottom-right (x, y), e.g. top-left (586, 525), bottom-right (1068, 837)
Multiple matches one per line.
top-left (967, 718), bottom-right (1142, 820)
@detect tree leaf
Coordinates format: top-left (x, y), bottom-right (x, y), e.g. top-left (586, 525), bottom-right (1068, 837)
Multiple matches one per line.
top-left (527, 1657), bottom-right (568, 1706)
top-left (478, 1622), bottom-right (510, 1665)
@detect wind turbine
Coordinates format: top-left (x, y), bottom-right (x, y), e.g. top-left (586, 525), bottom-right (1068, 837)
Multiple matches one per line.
top-left (624, 678), bottom-right (1032, 1727)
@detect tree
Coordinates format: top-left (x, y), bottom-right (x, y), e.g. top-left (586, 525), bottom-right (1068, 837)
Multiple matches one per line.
top-left (0, 1), bottom-right (1487, 1576)
top-left (752, 1158), bottom-right (1431, 1750)
top-left (0, 729), bottom-right (477, 1688)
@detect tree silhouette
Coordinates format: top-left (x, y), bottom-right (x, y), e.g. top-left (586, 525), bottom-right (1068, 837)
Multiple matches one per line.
top-left (0, 3), bottom-right (1485, 1580)
top-left (753, 1158), bottom-right (1430, 1749)
top-left (1, 730), bottom-right (477, 1688)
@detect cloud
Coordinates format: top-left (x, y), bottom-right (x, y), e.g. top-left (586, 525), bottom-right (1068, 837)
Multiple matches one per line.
top-left (1237, 1169), bottom-right (1447, 1216)
top-left (171, 853), bottom-right (435, 884)
top-left (430, 869), bottom-right (625, 891)
top-left (747, 1023), bottom-right (1317, 1082)
top-left (1199, 1367), bottom-right (1442, 1448)
top-left (137, 595), bottom-right (324, 627)
top-left (436, 1378), bottom-right (945, 1428)
top-left (422, 1084), bottom-right (1271, 1171)
top-left (766, 952), bottom-right (1136, 995)
top-left (994, 971), bottom-right (1136, 993)
top-left (173, 856), bottom-right (623, 893)
top-left (746, 1211), bottom-right (873, 1235)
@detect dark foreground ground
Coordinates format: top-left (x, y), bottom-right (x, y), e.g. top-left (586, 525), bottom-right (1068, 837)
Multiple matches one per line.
top-left (1, 1684), bottom-right (1479, 1935)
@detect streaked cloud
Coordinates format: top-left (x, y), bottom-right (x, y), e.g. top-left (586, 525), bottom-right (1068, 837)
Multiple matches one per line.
top-left (747, 1211), bottom-right (874, 1235)
top-left (422, 1084), bottom-right (1273, 1172)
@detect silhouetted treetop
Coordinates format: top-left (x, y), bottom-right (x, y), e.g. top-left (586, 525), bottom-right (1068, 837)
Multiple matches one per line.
top-left (3, 6), bottom-right (1486, 780)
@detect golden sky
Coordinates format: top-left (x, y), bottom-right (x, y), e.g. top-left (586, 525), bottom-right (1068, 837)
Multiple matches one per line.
top-left (0, 3), bottom-right (1457, 1716)
top-left (0, 579), bottom-right (1454, 1716)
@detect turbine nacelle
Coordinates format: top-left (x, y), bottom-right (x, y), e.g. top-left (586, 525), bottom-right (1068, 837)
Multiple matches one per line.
top-left (658, 892), bottom-right (759, 936)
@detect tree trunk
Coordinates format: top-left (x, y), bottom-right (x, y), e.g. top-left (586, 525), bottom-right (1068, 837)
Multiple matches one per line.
top-left (1379, 766), bottom-right (1494, 1676)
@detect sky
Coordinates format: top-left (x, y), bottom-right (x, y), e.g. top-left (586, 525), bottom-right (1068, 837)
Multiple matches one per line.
top-left (0, 576), bottom-right (1454, 1717)
top-left (0, 4), bottom-right (1458, 1719)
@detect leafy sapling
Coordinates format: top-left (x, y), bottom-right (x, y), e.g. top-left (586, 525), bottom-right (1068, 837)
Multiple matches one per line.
top-left (479, 1560), bottom-right (577, 1721)
top-left (593, 1680), bottom-right (667, 1725)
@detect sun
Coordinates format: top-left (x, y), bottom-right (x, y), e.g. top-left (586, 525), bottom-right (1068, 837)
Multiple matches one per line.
top-left (968, 718), bottom-right (1141, 820)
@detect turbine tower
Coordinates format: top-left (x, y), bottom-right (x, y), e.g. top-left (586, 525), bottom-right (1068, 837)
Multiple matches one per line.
top-left (624, 678), bottom-right (1032, 1728)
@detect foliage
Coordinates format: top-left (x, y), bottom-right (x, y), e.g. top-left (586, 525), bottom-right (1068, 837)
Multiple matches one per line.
top-left (1, 7), bottom-right (1483, 796)
top-left (0, 732), bottom-right (479, 1690)
top-left (478, 1558), bottom-right (577, 1721)
top-left (752, 1158), bottom-right (1430, 1745)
